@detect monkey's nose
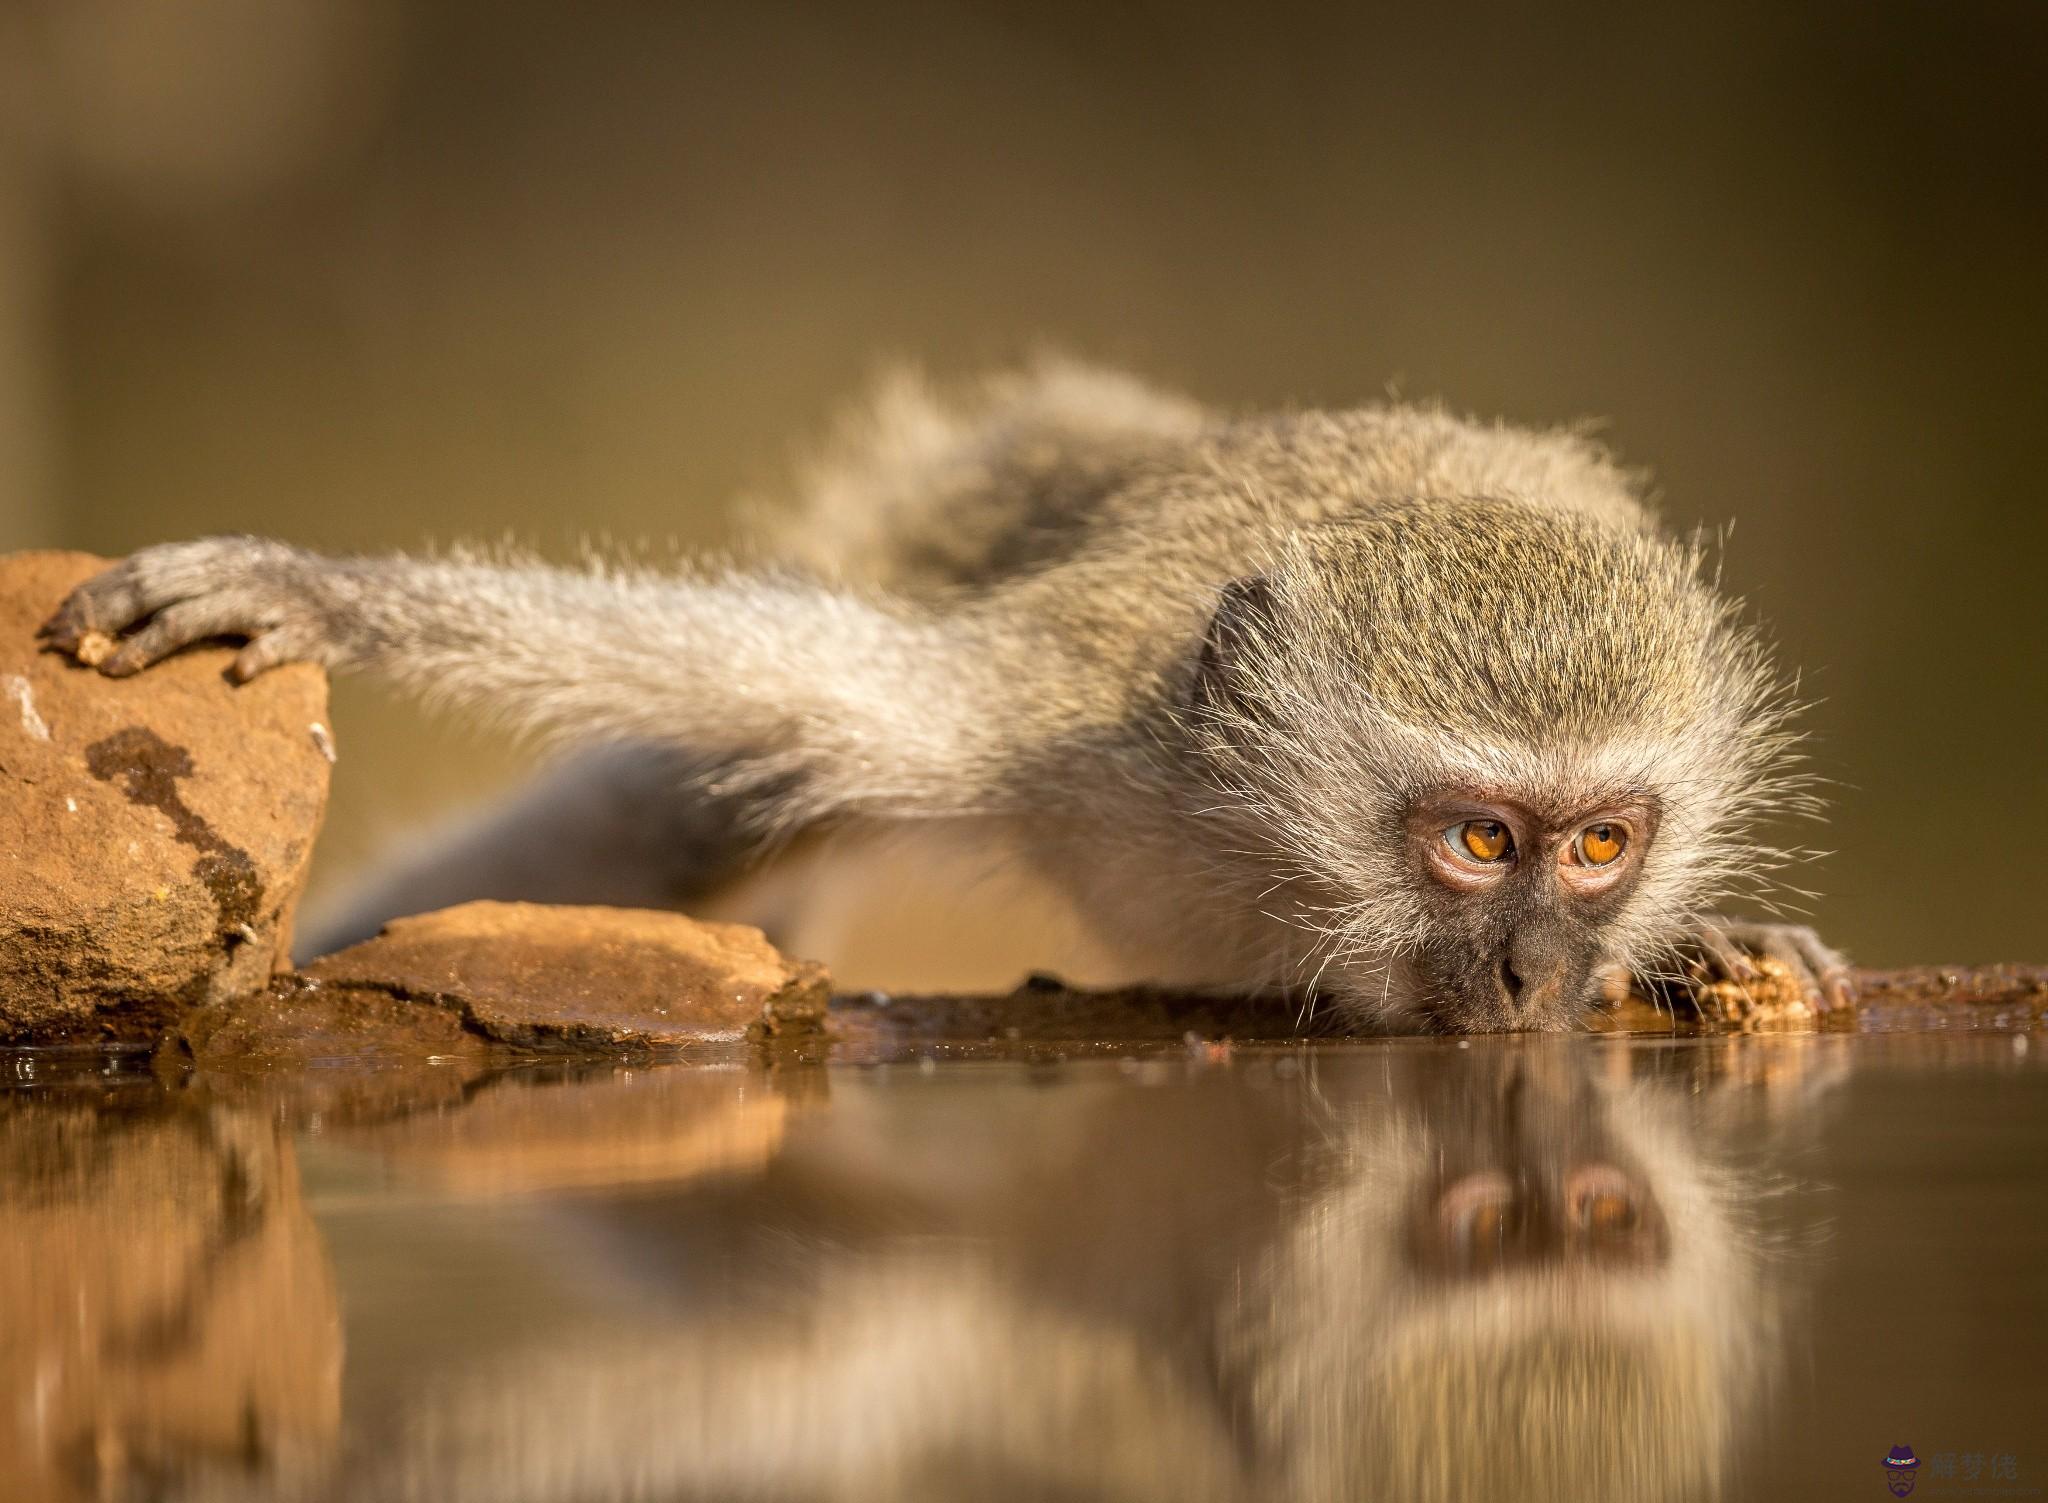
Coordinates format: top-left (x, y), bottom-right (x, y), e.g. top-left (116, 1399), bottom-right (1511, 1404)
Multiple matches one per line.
top-left (1499, 956), bottom-right (1562, 1011)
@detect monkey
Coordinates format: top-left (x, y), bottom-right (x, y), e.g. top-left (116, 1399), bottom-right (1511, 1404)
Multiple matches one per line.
top-left (41, 359), bottom-right (1850, 1032)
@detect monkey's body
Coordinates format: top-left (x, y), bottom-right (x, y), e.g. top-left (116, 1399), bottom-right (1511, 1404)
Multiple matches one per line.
top-left (47, 363), bottom-right (1848, 1030)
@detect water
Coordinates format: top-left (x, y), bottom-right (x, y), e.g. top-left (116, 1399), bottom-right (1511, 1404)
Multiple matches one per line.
top-left (4, 1029), bottom-right (2045, 1502)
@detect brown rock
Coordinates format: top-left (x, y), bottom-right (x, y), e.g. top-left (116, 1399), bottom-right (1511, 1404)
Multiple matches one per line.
top-left (301, 900), bottom-right (829, 1047)
top-left (0, 552), bottom-right (332, 1042)
top-left (172, 975), bottom-right (491, 1071)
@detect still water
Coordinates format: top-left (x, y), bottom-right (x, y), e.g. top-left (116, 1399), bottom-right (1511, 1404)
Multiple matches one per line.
top-left (4, 1029), bottom-right (2044, 1503)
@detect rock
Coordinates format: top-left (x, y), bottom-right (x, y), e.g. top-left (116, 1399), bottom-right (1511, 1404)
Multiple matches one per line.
top-left (300, 900), bottom-right (830, 1047)
top-left (0, 552), bottom-right (331, 1041)
top-left (172, 975), bottom-right (492, 1071)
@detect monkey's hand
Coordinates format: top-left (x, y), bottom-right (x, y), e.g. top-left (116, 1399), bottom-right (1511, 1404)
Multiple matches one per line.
top-left (41, 537), bottom-right (368, 681)
top-left (1659, 918), bottom-right (1854, 1020)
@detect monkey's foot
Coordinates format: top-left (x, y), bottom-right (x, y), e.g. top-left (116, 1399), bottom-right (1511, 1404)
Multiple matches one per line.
top-left (1654, 919), bottom-right (1854, 1023)
top-left (40, 537), bottom-right (353, 681)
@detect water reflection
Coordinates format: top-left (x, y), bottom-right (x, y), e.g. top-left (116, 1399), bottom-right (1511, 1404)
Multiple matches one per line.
top-left (1232, 1048), bottom-right (1789, 1503)
top-left (0, 1041), bottom-right (1827, 1502)
top-left (0, 1075), bottom-right (341, 1502)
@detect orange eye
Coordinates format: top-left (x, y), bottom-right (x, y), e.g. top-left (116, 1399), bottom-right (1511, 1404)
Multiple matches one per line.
top-left (1448, 820), bottom-right (1512, 862)
top-left (1567, 1166), bottom-right (1643, 1243)
top-left (1577, 823), bottom-right (1626, 866)
top-left (1579, 1190), bottom-right (1638, 1234)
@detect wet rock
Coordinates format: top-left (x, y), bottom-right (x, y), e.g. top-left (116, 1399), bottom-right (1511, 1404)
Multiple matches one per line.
top-left (0, 552), bottom-right (331, 1042)
top-left (300, 900), bottom-right (830, 1048)
top-left (172, 975), bottom-right (491, 1071)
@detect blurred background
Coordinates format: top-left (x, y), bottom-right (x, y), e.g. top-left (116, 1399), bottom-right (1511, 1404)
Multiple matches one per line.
top-left (2, 0), bottom-right (2042, 966)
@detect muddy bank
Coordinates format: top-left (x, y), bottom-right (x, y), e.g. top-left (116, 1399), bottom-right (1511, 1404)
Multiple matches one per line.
top-left (829, 963), bottom-right (2048, 1051)
top-left (137, 954), bottom-right (2048, 1088)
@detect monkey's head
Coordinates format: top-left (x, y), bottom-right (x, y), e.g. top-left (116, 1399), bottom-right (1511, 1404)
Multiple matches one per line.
top-left (1182, 498), bottom-right (1805, 1031)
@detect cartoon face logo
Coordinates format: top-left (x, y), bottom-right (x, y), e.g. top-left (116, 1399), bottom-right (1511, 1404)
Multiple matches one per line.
top-left (1883, 1446), bottom-right (1921, 1497)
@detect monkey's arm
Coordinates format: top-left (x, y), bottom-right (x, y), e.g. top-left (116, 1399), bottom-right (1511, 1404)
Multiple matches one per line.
top-left (43, 537), bottom-right (1053, 819)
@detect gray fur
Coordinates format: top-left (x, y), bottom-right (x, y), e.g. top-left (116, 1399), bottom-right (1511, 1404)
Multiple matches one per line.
top-left (44, 358), bottom-right (1841, 1029)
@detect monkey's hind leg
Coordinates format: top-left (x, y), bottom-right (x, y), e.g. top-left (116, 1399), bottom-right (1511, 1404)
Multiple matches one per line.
top-left (296, 743), bottom-right (766, 962)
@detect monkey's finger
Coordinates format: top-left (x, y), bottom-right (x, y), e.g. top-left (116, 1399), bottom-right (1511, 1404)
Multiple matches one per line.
top-left (1692, 925), bottom-right (1761, 985)
top-left (1778, 928), bottom-right (1855, 1013)
top-left (231, 625), bottom-right (321, 682)
top-left (101, 598), bottom-right (267, 677)
top-left (1739, 926), bottom-right (1849, 1014)
top-left (1815, 966), bottom-right (1855, 1013)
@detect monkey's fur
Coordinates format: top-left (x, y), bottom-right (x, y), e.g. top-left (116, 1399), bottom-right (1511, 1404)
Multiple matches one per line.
top-left (44, 361), bottom-right (1848, 1031)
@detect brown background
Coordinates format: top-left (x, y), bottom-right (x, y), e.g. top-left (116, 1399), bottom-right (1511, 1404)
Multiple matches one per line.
top-left (5, 0), bottom-right (2043, 966)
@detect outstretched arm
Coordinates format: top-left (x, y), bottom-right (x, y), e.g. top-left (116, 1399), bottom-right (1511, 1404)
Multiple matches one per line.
top-left (42, 537), bottom-right (1054, 820)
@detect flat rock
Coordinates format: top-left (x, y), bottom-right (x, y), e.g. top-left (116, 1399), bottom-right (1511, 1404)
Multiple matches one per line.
top-left (300, 900), bottom-right (830, 1047)
top-left (0, 551), bottom-right (332, 1041)
top-left (172, 976), bottom-right (491, 1070)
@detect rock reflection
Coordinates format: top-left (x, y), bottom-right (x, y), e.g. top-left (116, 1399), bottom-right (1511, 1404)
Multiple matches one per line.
top-left (0, 1078), bottom-right (342, 1503)
top-left (336, 1063), bottom-right (797, 1197)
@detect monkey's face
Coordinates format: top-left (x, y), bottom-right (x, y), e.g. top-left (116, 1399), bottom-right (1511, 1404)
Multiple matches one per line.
top-left (1398, 792), bottom-right (1659, 1032)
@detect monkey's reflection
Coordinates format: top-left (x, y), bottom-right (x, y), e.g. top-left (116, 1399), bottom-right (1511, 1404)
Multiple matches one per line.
top-left (1233, 1047), bottom-right (1782, 1503)
top-left (331, 1042), bottom-right (1808, 1503)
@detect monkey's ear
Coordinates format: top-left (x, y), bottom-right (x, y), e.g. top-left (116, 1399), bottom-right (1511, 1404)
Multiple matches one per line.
top-left (1189, 574), bottom-right (1277, 716)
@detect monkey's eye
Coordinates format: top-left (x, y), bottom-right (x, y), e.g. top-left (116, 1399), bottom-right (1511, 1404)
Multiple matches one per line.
top-left (1574, 1186), bottom-right (1638, 1235)
top-left (1566, 1165), bottom-right (1645, 1251)
top-left (1575, 823), bottom-right (1627, 866)
top-left (1446, 820), bottom-right (1513, 862)
top-left (1437, 1171), bottom-right (1516, 1272)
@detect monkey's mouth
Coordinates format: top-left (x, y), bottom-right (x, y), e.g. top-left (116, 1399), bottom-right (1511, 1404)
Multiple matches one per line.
top-left (1415, 968), bottom-right (1594, 1035)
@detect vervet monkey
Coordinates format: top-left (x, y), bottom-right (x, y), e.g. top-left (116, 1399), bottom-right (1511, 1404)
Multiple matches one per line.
top-left (45, 362), bottom-right (1847, 1031)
